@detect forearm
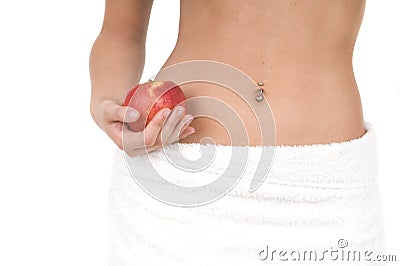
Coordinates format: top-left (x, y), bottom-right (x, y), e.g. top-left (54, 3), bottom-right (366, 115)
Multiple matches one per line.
top-left (89, 31), bottom-right (145, 123)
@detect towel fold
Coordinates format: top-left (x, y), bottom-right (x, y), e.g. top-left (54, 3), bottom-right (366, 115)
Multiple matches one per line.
top-left (108, 123), bottom-right (384, 265)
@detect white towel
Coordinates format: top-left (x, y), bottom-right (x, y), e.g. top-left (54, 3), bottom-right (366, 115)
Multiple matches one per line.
top-left (108, 123), bottom-right (384, 265)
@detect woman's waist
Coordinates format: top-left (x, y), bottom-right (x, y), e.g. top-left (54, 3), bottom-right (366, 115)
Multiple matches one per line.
top-left (168, 40), bottom-right (355, 74)
top-left (161, 49), bottom-right (359, 102)
top-left (158, 54), bottom-right (364, 146)
top-left (176, 81), bottom-right (365, 146)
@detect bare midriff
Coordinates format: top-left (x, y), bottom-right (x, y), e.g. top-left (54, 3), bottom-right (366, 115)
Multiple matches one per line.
top-left (160, 0), bottom-right (366, 146)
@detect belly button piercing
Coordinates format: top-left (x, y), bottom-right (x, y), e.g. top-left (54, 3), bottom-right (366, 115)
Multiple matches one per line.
top-left (255, 82), bottom-right (265, 102)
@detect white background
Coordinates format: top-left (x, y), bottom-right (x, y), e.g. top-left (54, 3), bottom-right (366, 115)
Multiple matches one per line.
top-left (0, 0), bottom-right (399, 265)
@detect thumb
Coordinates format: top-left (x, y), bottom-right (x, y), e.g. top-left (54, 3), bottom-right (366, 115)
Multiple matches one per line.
top-left (122, 106), bottom-right (140, 123)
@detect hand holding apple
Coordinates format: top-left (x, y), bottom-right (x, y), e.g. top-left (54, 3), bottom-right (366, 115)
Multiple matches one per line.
top-left (123, 80), bottom-right (187, 132)
top-left (118, 80), bottom-right (194, 157)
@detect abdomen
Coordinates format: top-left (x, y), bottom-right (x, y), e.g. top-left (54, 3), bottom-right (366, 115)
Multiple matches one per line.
top-left (159, 0), bottom-right (366, 145)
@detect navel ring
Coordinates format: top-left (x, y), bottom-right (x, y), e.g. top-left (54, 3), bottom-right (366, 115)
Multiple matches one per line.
top-left (255, 82), bottom-right (265, 102)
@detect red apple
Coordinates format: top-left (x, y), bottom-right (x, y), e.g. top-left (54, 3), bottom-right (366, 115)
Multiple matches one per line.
top-left (122, 80), bottom-right (186, 132)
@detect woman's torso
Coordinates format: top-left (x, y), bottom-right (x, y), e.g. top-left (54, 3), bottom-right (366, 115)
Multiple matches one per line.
top-left (160, 0), bottom-right (366, 146)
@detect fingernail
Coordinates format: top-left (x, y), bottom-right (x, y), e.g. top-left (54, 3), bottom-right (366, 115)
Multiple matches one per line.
top-left (176, 106), bottom-right (185, 116)
top-left (189, 128), bottom-right (195, 134)
top-left (184, 117), bottom-right (193, 125)
top-left (163, 109), bottom-right (171, 118)
top-left (127, 108), bottom-right (139, 119)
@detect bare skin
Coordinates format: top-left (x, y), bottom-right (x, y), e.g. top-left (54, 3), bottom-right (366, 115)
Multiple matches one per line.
top-left (90, 0), bottom-right (366, 152)
top-left (90, 0), bottom-right (195, 157)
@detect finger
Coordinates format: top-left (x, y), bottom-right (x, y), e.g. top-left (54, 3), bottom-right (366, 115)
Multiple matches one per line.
top-left (122, 108), bottom-right (170, 150)
top-left (121, 127), bottom-right (146, 150)
top-left (166, 114), bottom-right (194, 144)
top-left (125, 125), bottom-right (195, 157)
top-left (125, 126), bottom-right (195, 158)
top-left (179, 127), bottom-right (196, 140)
top-left (159, 106), bottom-right (186, 144)
top-left (104, 102), bottom-right (140, 123)
top-left (128, 112), bottom-right (191, 156)
top-left (142, 108), bottom-right (171, 146)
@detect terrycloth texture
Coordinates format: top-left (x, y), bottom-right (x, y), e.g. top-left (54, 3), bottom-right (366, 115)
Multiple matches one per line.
top-left (108, 123), bottom-right (384, 265)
